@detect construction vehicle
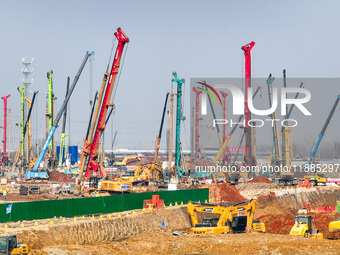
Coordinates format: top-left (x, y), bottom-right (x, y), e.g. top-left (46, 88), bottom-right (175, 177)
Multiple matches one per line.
top-left (196, 81), bottom-right (262, 184)
top-left (268, 77), bottom-right (306, 186)
top-left (134, 92), bottom-right (169, 183)
top-left (24, 169), bottom-right (49, 179)
top-left (329, 218), bottom-right (340, 233)
top-left (290, 215), bottom-right (323, 238)
top-left (32, 51), bottom-right (93, 174)
top-left (306, 95), bottom-right (340, 166)
top-left (187, 199), bottom-right (265, 234)
top-left (300, 95), bottom-right (340, 185)
top-left (78, 28), bottom-right (129, 182)
top-left (0, 95), bottom-right (10, 168)
top-left (242, 41), bottom-right (256, 168)
top-left (113, 154), bottom-right (140, 166)
top-left (0, 177), bottom-right (8, 195)
top-left (303, 173), bottom-right (327, 186)
top-left (170, 72), bottom-right (186, 178)
top-left (0, 235), bottom-right (28, 254)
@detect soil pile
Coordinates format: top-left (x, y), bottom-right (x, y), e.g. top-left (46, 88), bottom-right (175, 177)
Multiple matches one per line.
top-left (49, 171), bottom-right (74, 183)
top-left (250, 176), bottom-right (271, 183)
top-left (201, 183), bottom-right (245, 202)
top-left (257, 191), bottom-right (276, 201)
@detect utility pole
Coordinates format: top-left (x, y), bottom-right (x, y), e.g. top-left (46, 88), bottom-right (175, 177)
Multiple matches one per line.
top-left (241, 41), bottom-right (255, 168)
top-left (192, 87), bottom-right (202, 159)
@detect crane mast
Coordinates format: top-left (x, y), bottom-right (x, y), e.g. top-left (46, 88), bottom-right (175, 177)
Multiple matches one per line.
top-left (1, 95), bottom-right (10, 168)
top-left (220, 91), bottom-right (231, 163)
top-left (192, 87), bottom-right (202, 159)
top-left (241, 42), bottom-right (255, 167)
top-left (18, 86), bottom-right (27, 172)
top-left (172, 72), bottom-right (185, 177)
top-left (267, 74), bottom-right (282, 167)
top-left (81, 28), bottom-right (129, 180)
top-left (59, 77), bottom-right (70, 167)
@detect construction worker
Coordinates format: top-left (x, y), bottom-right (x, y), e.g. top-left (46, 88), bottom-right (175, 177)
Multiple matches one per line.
top-left (3, 189), bottom-right (8, 201)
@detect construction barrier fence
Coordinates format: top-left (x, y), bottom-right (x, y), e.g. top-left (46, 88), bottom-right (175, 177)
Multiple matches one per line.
top-left (0, 188), bottom-right (208, 223)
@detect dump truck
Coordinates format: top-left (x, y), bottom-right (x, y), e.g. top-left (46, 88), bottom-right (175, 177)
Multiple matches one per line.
top-left (289, 215), bottom-right (323, 238)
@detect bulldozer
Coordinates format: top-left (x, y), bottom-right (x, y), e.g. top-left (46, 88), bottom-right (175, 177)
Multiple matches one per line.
top-left (187, 199), bottom-right (265, 234)
top-left (0, 235), bottom-right (28, 255)
top-left (289, 215), bottom-right (323, 238)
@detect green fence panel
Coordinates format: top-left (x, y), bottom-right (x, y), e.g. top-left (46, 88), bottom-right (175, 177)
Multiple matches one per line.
top-left (0, 188), bottom-right (208, 223)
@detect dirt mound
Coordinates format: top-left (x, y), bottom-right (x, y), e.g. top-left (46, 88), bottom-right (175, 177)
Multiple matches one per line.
top-left (201, 183), bottom-right (245, 202)
top-left (237, 182), bottom-right (279, 191)
top-left (250, 176), bottom-right (271, 183)
top-left (190, 159), bottom-right (214, 168)
top-left (257, 191), bottom-right (276, 201)
top-left (49, 171), bottom-right (74, 183)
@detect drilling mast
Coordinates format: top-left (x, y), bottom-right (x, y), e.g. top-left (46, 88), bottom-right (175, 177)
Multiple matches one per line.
top-left (59, 77), bottom-right (70, 167)
top-left (192, 87), bottom-right (202, 159)
top-left (1, 95), bottom-right (10, 168)
top-left (172, 72), bottom-right (185, 177)
top-left (220, 91), bottom-right (231, 163)
top-left (80, 28), bottom-right (129, 181)
top-left (18, 86), bottom-right (27, 172)
top-left (241, 41), bottom-right (255, 167)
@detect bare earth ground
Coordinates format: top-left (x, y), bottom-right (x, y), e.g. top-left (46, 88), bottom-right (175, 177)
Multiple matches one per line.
top-left (5, 183), bottom-right (340, 255)
top-left (32, 230), bottom-right (340, 255)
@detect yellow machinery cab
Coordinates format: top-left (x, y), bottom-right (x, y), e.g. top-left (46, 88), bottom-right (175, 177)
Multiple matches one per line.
top-left (329, 218), bottom-right (340, 232)
top-left (290, 215), bottom-right (323, 238)
top-left (0, 235), bottom-right (28, 255)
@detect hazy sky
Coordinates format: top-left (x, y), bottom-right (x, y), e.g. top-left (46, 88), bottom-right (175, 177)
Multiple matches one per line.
top-left (1, 1), bottom-right (340, 154)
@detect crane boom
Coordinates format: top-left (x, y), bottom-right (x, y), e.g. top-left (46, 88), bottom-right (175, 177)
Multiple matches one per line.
top-left (33, 51), bottom-right (94, 172)
top-left (154, 92), bottom-right (169, 163)
top-left (307, 95), bottom-right (340, 165)
top-left (83, 28), bottom-right (129, 180)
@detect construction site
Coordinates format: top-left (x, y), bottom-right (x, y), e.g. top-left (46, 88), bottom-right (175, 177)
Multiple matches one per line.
top-left (1, 1), bottom-right (340, 255)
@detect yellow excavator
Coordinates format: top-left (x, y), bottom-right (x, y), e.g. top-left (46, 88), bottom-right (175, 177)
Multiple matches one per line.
top-left (290, 215), bottom-right (323, 238)
top-left (0, 235), bottom-right (28, 254)
top-left (187, 199), bottom-right (265, 234)
top-left (329, 218), bottom-right (340, 237)
top-left (113, 154), bottom-right (141, 166)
